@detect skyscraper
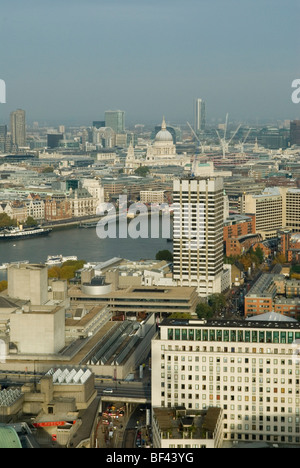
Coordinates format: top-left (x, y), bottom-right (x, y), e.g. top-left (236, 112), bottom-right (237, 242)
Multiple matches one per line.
top-left (194, 98), bottom-right (206, 133)
top-left (105, 110), bottom-right (125, 133)
top-left (10, 109), bottom-right (26, 148)
top-left (173, 171), bottom-right (224, 297)
top-left (290, 120), bottom-right (300, 146)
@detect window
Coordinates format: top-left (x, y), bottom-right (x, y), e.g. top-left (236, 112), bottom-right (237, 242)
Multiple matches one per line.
top-left (252, 331), bottom-right (258, 343)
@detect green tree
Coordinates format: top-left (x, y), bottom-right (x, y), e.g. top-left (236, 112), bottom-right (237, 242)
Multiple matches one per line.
top-left (25, 216), bottom-right (37, 227)
top-left (155, 250), bottom-right (173, 262)
top-left (134, 166), bottom-right (150, 177)
top-left (41, 166), bottom-right (54, 173)
top-left (47, 260), bottom-right (86, 282)
top-left (0, 213), bottom-right (16, 228)
top-left (196, 303), bottom-right (214, 319)
top-left (208, 294), bottom-right (226, 314)
top-left (254, 246), bottom-right (264, 264)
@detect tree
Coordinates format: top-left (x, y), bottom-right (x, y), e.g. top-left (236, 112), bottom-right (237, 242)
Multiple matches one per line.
top-left (196, 303), bottom-right (214, 319)
top-left (25, 216), bottom-right (37, 227)
top-left (156, 250), bottom-right (173, 262)
top-left (254, 246), bottom-right (264, 264)
top-left (134, 166), bottom-right (150, 177)
top-left (41, 166), bottom-right (54, 173)
top-left (0, 213), bottom-right (16, 228)
top-left (0, 281), bottom-right (7, 292)
top-left (208, 294), bottom-right (226, 314)
top-left (273, 253), bottom-right (287, 265)
top-left (47, 260), bottom-right (86, 281)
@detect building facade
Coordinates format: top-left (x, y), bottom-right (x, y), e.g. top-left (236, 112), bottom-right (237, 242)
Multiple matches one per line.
top-left (173, 175), bottom-right (224, 296)
top-left (151, 317), bottom-right (300, 445)
top-left (194, 98), bottom-right (206, 133)
top-left (105, 110), bottom-right (125, 134)
top-left (10, 109), bottom-right (26, 149)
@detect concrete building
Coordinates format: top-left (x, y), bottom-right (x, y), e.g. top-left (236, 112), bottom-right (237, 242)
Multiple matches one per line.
top-left (285, 189), bottom-right (300, 232)
top-left (173, 174), bottom-right (224, 296)
top-left (140, 190), bottom-right (165, 204)
top-left (1, 369), bottom-right (98, 448)
top-left (241, 187), bottom-right (300, 236)
top-left (7, 264), bottom-right (48, 306)
top-left (151, 316), bottom-right (300, 445)
top-left (68, 284), bottom-right (199, 320)
top-left (241, 187), bottom-right (283, 238)
top-left (9, 304), bottom-right (65, 355)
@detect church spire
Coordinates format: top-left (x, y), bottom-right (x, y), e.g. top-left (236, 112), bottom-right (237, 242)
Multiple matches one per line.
top-left (161, 116), bottom-right (167, 131)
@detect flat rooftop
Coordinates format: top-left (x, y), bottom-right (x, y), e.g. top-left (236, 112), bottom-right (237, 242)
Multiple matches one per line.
top-left (153, 407), bottom-right (222, 440)
top-left (160, 317), bottom-right (300, 330)
top-left (68, 285), bottom-right (197, 301)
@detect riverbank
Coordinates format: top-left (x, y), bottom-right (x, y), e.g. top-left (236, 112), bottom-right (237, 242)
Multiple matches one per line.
top-left (41, 216), bottom-right (102, 231)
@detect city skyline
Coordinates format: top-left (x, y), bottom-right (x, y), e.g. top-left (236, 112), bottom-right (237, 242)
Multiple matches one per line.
top-left (0, 0), bottom-right (299, 125)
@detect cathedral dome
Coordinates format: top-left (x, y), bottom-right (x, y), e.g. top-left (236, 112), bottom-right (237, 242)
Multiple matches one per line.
top-left (155, 116), bottom-right (173, 143)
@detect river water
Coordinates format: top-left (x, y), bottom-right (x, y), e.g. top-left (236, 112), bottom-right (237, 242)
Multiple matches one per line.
top-left (0, 221), bottom-right (172, 280)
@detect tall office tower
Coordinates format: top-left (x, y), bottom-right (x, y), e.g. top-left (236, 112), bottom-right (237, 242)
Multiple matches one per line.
top-left (105, 110), bottom-right (125, 133)
top-left (10, 109), bottom-right (26, 148)
top-left (290, 120), bottom-right (300, 146)
top-left (173, 174), bottom-right (224, 297)
top-left (0, 124), bottom-right (7, 151)
top-left (151, 315), bottom-right (300, 445)
top-left (194, 98), bottom-right (206, 132)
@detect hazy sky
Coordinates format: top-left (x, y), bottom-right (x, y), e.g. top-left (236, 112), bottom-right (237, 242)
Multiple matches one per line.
top-left (0, 0), bottom-right (299, 126)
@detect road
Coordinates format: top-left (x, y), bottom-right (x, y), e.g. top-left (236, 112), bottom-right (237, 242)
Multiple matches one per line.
top-left (96, 380), bottom-right (151, 403)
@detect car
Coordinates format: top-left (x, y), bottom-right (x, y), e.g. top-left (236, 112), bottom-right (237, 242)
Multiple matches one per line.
top-left (103, 388), bottom-right (113, 394)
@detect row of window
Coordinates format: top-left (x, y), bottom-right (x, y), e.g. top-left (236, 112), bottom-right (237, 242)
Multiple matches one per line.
top-left (167, 328), bottom-right (300, 344)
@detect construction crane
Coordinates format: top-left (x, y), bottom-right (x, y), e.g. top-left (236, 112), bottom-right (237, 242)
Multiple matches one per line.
top-left (186, 122), bottom-right (207, 175)
top-left (216, 114), bottom-right (241, 159)
top-left (186, 121), bottom-right (206, 154)
top-left (238, 128), bottom-right (252, 154)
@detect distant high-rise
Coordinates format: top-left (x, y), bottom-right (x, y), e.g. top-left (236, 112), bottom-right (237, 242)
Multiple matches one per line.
top-left (0, 125), bottom-right (7, 151)
top-left (290, 120), bottom-right (300, 146)
top-left (10, 109), bottom-right (26, 148)
top-left (105, 110), bottom-right (125, 133)
top-left (47, 133), bottom-right (64, 149)
top-left (194, 98), bottom-right (206, 132)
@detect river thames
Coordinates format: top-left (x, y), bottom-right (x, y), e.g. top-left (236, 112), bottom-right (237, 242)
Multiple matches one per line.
top-left (0, 222), bottom-right (172, 279)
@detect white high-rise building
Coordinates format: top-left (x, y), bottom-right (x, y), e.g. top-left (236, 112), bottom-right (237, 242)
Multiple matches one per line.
top-left (194, 98), bottom-right (206, 133)
top-left (173, 173), bottom-right (224, 297)
top-left (151, 314), bottom-right (300, 446)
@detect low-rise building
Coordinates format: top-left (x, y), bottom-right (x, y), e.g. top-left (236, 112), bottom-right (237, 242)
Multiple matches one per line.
top-left (68, 284), bottom-right (199, 320)
top-left (152, 407), bottom-right (223, 449)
